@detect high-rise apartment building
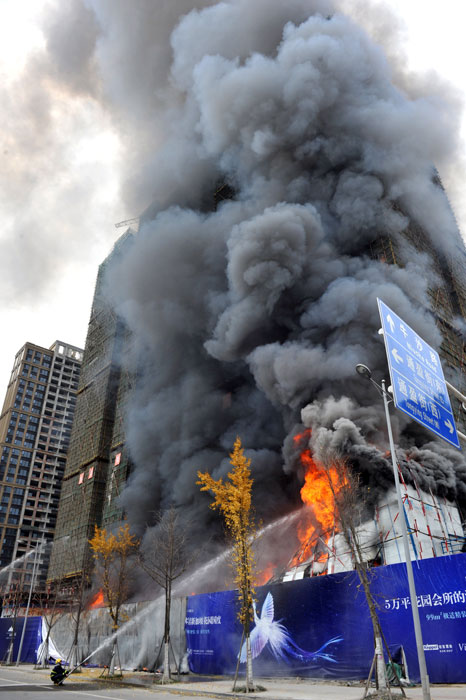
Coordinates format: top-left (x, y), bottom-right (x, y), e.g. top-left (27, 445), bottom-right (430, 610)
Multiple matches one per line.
top-left (0, 340), bottom-right (82, 595)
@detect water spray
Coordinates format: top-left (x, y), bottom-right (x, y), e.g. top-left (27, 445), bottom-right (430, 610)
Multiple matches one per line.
top-left (66, 649), bottom-right (100, 676)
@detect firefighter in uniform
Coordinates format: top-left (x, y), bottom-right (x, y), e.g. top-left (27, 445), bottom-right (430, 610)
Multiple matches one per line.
top-left (50, 659), bottom-right (67, 685)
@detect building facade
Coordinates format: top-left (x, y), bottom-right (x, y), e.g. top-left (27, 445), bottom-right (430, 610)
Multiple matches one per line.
top-left (0, 340), bottom-right (82, 598)
top-left (47, 232), bottom-right (133, 586)
top-left (369, 200), bottom-right (466, 433)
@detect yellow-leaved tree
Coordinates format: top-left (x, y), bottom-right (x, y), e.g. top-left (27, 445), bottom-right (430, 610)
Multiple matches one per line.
top-left (89, 522), bottom-right (139, 676)
top-left (197, 437), bottom-right (256, 692)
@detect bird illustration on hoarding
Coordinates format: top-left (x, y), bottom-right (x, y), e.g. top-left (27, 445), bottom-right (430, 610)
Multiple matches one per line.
top-left (239, 592), bottom-right (342, 664)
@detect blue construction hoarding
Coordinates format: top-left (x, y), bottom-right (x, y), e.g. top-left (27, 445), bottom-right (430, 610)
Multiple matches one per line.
top-left (0, 616), bottom-right (42, 663)
top-left (186, 553), bottom-right (466, 683)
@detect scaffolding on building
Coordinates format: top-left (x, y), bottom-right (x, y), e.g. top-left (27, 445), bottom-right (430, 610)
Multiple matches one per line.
top-left (281, 474), bottom-right (465, 583)
top-left (47, 233), bottom-right (135, 586)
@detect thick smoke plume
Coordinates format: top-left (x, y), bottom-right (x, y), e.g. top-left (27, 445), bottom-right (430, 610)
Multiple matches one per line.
top-left (103, 1), bottom-right (466, 552)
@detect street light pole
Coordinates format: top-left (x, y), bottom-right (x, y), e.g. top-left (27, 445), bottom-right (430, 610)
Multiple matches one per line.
top-left (16, 540), bottom-right (43, 665)
top-left (380, 379), bottom-right (431, 700)
top-left (355, 365), bottom-right (431, 700)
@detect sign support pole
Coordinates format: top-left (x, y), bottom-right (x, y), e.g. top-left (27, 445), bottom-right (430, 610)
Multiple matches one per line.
top-left (382, 379), bottom-right (431, 700)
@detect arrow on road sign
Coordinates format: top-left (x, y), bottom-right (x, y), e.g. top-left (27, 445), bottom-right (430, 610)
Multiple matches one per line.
top-left (386, 314), bottom-right (395, 333)
top-left (444, 420), bottom-right (454, 434)
top-left (378, 298), bottom-right (461, 450)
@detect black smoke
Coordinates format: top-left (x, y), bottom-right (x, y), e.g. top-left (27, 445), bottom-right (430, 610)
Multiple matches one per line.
top-left (103, 0), bottom-right (466, 549)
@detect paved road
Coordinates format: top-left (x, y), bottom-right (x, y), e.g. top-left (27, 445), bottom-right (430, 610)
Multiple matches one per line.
top-left (0, 666), bottom-right (155, 698)
top-left (1, 666), bottom-right (465, 700)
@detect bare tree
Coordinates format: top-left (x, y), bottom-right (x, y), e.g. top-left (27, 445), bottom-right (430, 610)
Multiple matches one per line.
top-left (1, 582), bottom-right (24, 664)
top-left (66, 566), bottom-right (92, 671)
top-left (316, 447), bottom-right (398, 697)
top-left (138, 506), bottom-right (192, 683)
top-left (33, 582), bottom-right (66, 667)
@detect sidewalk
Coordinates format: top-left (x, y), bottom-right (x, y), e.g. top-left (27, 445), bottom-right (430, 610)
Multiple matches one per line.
top-left (164, 677), bottom-right (466, 700)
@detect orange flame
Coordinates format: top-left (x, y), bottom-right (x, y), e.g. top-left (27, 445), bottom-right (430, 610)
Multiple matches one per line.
top-left (293, 428), bottom-right (311, 445)
top-left (89, 589), bottom-right (104, 609)
top-left (255, 563), bottom-right (275, 586)
top-left (292, 445), bottom-right (347, 569)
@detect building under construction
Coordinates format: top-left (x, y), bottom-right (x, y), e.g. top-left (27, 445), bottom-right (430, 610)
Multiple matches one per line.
top-left (47, 231), bottom-right (134, 587)
top-left (46, 173), bottom-right (466, 592)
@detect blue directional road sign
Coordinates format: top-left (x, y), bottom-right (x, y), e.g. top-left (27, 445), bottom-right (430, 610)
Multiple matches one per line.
top-left (377, 299), bottom-right (461, 449)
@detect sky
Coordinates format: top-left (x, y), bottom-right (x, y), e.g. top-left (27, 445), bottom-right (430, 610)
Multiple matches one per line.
top-left (0, 0), bottom-right (466, 403)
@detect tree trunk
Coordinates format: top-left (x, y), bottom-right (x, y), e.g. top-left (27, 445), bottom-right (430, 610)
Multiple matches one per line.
top-left (163, 641), bottom-right (170, 683)
top-left (41, 637), bottom-right (50, 668)
top-left (6, 611), bottom-right (18, 664)
top-left (355, 560), bottom-right (387, 691)
top-left (245, 634), bottom-right (254, 692)
top-left (109, 639), bottom-right (117, 676)
top-left (162, 579), bottom-right (171, 682)
top-left (69, 604), bottom-right (82, 670)
top-left (374, 633), bottom-right (387, 690)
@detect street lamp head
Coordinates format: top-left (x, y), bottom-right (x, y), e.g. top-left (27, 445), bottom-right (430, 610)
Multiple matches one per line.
top-left (355, 364), bottom-right (372, 380)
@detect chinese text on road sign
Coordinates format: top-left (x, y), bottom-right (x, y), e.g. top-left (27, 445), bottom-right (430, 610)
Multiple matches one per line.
top-left (377, 299), bottom-right (460, 449)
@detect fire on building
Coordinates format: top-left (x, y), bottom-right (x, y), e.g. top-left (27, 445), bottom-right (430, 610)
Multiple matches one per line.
top-left (46, 0), bottom-right (466, 641)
